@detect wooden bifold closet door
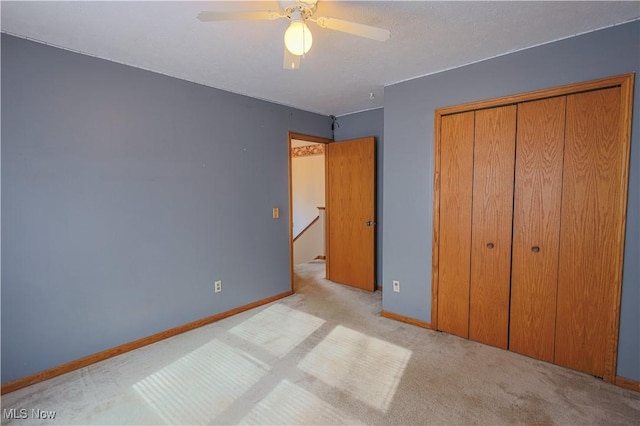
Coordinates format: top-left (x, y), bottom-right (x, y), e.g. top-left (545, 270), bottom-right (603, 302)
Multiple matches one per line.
top-left (434, 74), bottom-right (633, 382)
top-left (554, 87), bottom-right (626, 378)
top-left (438, 105), bottom-right (518, 349)
top-left (437, 112), bottom-right (474, 339)
top-left (468, 106), bottom-right (517, 350)
top-left (509, 97), bottom-right (566, 363)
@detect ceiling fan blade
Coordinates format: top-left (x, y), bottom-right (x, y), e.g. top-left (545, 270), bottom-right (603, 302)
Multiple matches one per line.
top-left (313, 17), bottom-right (390, 41)
top-left (197, 10), bottom-right (283, 22)
top-left (283, 47), bottom-right (301, 70)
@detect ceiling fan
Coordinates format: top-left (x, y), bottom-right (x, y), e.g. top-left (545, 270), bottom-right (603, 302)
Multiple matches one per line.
top-left (197, 0), bottom-right (390, 70)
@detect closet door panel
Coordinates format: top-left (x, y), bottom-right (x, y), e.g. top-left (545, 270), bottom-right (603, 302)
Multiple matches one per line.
top-left (437, 111), bottom-right (475, 338)
top-left (469, 105), bottom-right (517, 349)
top-left (555, 87), bottom-right (623, 378)
top-left (509, 97), bottom-right (566, 362)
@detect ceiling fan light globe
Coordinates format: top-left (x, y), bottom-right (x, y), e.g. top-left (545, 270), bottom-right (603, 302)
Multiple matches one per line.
top-left (284, 21), bottom-right (313, 55)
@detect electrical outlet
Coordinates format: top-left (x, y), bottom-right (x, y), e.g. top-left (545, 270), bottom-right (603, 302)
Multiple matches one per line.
top-left (393, 280), bottom-right (400, 292)
top-left (272, 207), bottom-right (279, 219)
top-left (214, 280), bottom-right (222, 293)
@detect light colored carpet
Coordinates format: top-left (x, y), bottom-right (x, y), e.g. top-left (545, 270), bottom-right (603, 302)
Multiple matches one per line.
top-left (2, 260), bottom-right (639, 425)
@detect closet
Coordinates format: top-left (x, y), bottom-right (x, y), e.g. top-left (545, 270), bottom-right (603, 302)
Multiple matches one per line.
top-left (433, 74), bottom-right (634, 382)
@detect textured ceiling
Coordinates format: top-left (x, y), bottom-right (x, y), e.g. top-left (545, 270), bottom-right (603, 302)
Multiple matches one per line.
top-left (2, 1), bottom-right (639, 116)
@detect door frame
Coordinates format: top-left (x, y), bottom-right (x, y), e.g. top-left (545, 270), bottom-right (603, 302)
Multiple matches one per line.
top-left (288, 132), bottom-right (332, 292)
top-left (432, 73), bottom-right (634, 384)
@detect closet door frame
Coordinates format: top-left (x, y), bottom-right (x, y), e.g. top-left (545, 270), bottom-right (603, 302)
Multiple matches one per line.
top-left (432, 73), bottom-right (634, 384)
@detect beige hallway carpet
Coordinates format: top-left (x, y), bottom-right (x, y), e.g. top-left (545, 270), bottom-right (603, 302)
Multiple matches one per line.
top-left (2, 260), bottom-right (639, 425)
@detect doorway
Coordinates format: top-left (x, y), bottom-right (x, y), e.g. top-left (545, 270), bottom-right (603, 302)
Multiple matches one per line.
top-left (291, 139), bottom-right (327, 265)
top-left (288, 132), bottom-right (377, 293)
top-left (288, 133), bottom-right (332, 290)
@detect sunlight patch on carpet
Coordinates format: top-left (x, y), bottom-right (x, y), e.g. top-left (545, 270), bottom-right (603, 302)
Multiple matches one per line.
top-left (133, 339), bottom-right (268, 424)
top-left (229, 304), bottom-right (325, 358)
top-left (238, 379), bottom-right (361, 425)
top-left (298, 325), bottom-right (412, 413)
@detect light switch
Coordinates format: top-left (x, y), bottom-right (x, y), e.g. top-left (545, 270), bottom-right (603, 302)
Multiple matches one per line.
top-left (273, 207), bottom-right (279, 219)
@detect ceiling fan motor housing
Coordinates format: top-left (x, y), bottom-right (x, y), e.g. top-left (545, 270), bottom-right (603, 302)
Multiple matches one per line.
top-left (280, 0), bottom-right (317, 19)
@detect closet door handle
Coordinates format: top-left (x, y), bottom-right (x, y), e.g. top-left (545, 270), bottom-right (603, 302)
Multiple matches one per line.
top-left (486, 242), bottom-right (494, 249)
top-left (531, 246), bottom-right (540, 253)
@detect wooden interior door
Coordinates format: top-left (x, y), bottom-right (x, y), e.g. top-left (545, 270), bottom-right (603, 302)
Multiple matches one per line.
top-left (555, 87), bottom-right (625, 378)
top-left (437, 111), bottom-right (475, 338)
top-left (326, 137), bottom-right (376, 291)
top-left (509, 97), bottom-right (566, 362)
top-left (469, 105), bottom-right (517, 349)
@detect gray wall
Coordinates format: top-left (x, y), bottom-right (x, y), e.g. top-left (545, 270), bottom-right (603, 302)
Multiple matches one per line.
top-left (382, 21), bottom-right (640, 381)
top-left (1, 34), bottom-right (331, 384)
top-left (334, 108), bottom-right (384, 286)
